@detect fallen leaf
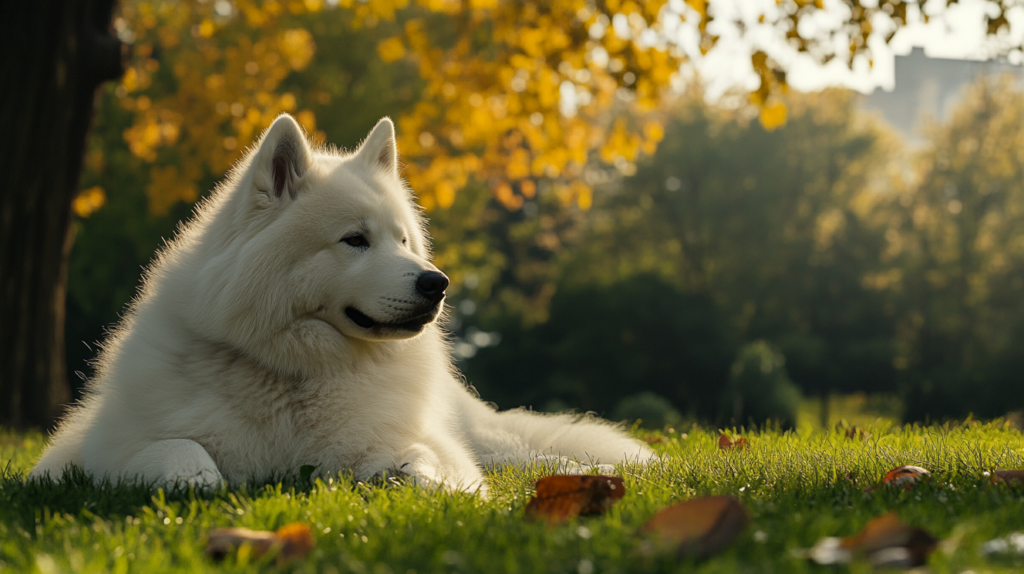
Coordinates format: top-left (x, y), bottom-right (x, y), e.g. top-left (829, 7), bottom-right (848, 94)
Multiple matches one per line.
top-left (875, 465), bottom-right (930, 491)
top-left (807, 512), bottom-right (937, 567)
top-left (845, 427), bottom-right (870, 440)
top-left (640, 496), bottom-right (749, 559)
top-left (525, 475), bottom-right (625, 521)
top-left (987, 470), bottom-right (1024, 485)
top-left (643, 435), bottom-right (666, 444)
top-left (206, 522), bottom-right (314, 563)
top-left (718, 434), bottom-right (749, 450)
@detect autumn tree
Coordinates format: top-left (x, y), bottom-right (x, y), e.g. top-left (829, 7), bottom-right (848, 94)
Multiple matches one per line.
top-left (11, 0), bottom-right (1024, 427)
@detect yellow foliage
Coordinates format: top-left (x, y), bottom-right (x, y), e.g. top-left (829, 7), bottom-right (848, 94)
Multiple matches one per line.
top-left (377, 37), bottom-right (406, 63)
top-left (280, 28), bottom-right (316, 70)
top-left (759, 101), bottom-right (788, 131)
top-left (117, 0), bottom-right (685, 217)
top-left (73, 186), bottom-right (107, 218)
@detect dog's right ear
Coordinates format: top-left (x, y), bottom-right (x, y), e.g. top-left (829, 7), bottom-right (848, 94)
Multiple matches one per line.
top-left (252, 114), bottom-right (312, 201)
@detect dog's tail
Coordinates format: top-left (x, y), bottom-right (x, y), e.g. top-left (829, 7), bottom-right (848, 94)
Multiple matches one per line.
top-left (452, 386), bottom-right (656, 467)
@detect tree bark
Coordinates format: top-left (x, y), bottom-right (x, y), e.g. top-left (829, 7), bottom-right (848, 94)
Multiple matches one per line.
top-left (0, 0), bottom-right (125, 429)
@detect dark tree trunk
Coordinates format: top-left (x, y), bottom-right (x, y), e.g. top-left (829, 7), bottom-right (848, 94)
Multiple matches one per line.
top-left (0, 0), bottom-right (125, 429)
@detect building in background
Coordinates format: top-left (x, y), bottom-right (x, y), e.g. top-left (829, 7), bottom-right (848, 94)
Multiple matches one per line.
top-left (861, 47), bottom-right (1021, 141)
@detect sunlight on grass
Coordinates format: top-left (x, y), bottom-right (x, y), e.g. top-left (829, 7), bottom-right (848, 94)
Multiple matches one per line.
top-left (796, 392), bottom-right (904, 432)
top-left (4, 421), bottom-right (1024, 572)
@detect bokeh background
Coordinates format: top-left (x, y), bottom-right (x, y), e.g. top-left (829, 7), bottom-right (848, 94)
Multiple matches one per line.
top-left (55, 0), bottom-right (1024, 431)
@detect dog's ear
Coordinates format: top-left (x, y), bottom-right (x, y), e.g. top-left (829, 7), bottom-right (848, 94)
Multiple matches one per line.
top-left (253, 114), bottom-right (312, 200)
top-left (354, 117), bottom-right (398, 178)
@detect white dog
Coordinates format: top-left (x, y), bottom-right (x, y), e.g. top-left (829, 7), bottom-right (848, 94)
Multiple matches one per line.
top-left (31, 114), bottom-right (654, 493)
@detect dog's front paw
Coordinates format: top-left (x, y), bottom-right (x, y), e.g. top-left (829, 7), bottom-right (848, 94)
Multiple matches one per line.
top-left (126, 439), bottom-right (225, 492)
top-left (162, 466), bottom-right (225, 491)
top-left (397, 458), bottom-right (442, 489)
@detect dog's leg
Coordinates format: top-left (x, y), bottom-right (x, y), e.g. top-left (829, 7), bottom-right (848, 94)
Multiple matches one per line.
top-left (394, 440), bottom-right (488, 497)
top-left (124, 439), bottom-right (225, 490)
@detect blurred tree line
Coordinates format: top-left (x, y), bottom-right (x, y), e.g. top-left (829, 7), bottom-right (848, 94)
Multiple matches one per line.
top-left (463, 80), bottom-right (1024, 426)
top-left (59, 0), bottom-right (1024, 429)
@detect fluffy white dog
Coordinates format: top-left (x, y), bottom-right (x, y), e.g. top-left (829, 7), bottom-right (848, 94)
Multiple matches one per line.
top-left (31, 114), bottom-right (654, 493)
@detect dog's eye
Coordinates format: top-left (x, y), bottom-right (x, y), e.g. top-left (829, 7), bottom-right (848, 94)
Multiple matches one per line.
top-left (342, 234), bottom-right (369, 248)
top-left (402, 238), bottom-right (407, 245)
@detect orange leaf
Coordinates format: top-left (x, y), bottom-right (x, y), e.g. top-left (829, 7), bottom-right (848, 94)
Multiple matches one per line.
top-left (807, 512), bottom-right (937, 566)
top-left (844, 512), bottom-right (937, 567)
top-left (641, 496), bottom-right (749, 559)
top-left (206, 522), bottom-right (314, 563)
top-left (718, 434), bottom-right (748, 450)
top-left (525, 475), bottom-right (625, 522)
top-left (879, 465), bottom-right (930, 490)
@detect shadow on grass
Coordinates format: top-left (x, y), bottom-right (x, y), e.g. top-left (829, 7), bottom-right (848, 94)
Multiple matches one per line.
top-left (0, 462), bottom-right (408, 530)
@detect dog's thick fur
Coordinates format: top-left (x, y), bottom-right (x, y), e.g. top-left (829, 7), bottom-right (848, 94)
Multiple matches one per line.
top-left (31, 115), bottom-right (654, 492)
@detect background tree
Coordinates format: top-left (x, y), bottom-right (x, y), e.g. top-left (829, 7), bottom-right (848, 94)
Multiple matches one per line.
top-left (0, 0), bottom-right (125, 429)
top-left (887, 77), bottom-right (1024, 420)
top-left (463, 89), bottom-right (903, 423)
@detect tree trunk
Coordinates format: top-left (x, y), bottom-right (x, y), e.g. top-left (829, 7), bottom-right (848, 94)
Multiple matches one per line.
top-left (0, 0), bottom-right (124, 429)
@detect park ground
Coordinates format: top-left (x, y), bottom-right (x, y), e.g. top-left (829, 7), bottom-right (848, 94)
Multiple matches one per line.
top-left (5, 404), bottom-right (1024, 573)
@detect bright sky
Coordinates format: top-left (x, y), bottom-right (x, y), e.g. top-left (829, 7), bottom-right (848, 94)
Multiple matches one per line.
top-left (684, 0), bottom-right (1024, 98)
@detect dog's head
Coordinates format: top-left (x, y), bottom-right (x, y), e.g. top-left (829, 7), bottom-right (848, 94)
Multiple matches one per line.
top-left (192, 114), bottom-right (449, 366)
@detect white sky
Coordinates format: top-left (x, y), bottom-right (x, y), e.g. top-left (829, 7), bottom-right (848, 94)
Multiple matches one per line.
top-left (681, 0), bottom-right (1024, 98)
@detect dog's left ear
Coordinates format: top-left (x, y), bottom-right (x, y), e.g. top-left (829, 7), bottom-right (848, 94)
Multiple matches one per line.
top-left (355, 117), bottom-right (398, 178)
top-left (253, 114), bottom-right (313, 201)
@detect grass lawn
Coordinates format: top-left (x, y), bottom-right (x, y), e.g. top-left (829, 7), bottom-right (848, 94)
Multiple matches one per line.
top-left (5, 420), bottom-right (1024, 573)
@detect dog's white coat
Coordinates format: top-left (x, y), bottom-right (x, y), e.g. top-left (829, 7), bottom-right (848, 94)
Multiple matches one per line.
top-left (31, 115), bottom-right (654, 492)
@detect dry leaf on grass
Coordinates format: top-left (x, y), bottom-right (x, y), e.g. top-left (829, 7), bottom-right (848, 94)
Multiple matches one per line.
top-left (806, 512), bottom-right (937, 567)
top-left (844, 426), bottom-right (869, 440)
top-left (206, 522), bottom-right (314, 563)
top-left (525, 475), bottom-right (626, 522)
top-left (986, 469), bottom-right (1024, 485)
top-left (867, 465), bottom-right (930, 492)
top-left (640, 496), bottom-right (749, 559)
top-left (643, 435), bottom-right (666, 444)
top-left (717, 434), bottom-right (749, 450)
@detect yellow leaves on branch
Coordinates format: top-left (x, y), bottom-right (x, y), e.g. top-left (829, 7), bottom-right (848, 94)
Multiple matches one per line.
top-left (382, 0), bottom-right (683, 212)
top-left (118, 0), bottom-right (683, 217)
top-left (118, 0), bottom-right (319, 216)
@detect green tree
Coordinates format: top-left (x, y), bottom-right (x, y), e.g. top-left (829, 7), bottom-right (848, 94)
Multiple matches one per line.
top-left (887, 77), bottom-right (1024, 419)
top-left (558, 89), bottom-right (901, 405)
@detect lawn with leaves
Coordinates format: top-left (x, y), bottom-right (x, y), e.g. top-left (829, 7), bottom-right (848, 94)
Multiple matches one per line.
top-left (5, 421), bottom-right (1024, 573)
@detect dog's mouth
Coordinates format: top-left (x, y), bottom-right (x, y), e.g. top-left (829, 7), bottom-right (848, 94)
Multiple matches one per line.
top-left (345, 306), bottom-right (440, 333)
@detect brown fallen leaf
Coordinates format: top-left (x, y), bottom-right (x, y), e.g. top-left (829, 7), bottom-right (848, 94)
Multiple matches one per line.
top-left (643, 435), bottom-right (666, 444)
top-left (640, 496), bottom-right (749, 559)
top-left (871, 465), bottom-right (930, 491)
top-left (845, 426), bottom-right (869, 440)
top-left (808, 512), bottom-right (937, 567)
top-left (718, 434), bottom-right (749, 450)
top-left (988, 470), bottom-right (1024, 485)
top-left (525, 475), bottom-right (625, 522)
top-left (206, 522), bottom-right (314, 563)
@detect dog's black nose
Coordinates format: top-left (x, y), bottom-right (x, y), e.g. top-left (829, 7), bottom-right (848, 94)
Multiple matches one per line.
top-left (416, 271), bottom-right (449, 303)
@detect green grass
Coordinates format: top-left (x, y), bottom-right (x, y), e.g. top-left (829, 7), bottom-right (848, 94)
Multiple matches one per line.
top-left (6, 421), bottom-right (1024, 573)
